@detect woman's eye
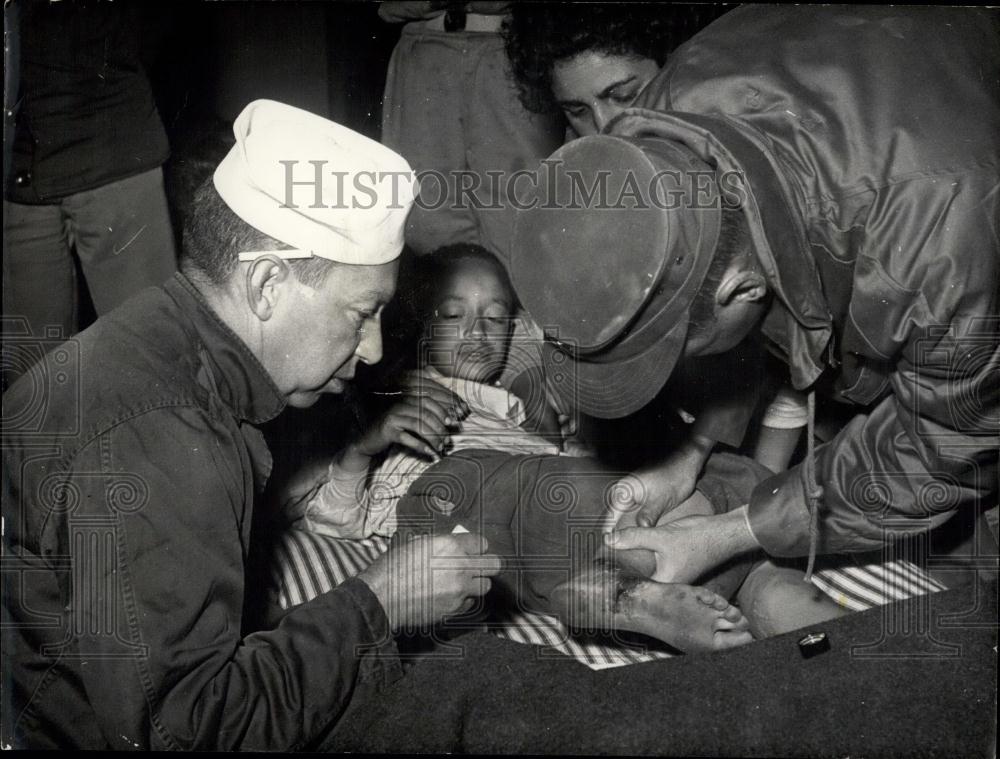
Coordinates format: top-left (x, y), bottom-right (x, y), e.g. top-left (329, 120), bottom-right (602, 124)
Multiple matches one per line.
top-left (563, 105), bottom-right (587, 119)
top-left (611, 90), bottom-right (637, 104)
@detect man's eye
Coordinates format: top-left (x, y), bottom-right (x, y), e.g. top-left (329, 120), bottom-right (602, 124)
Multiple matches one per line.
top-left (563, 105), bottom-right (587, 119)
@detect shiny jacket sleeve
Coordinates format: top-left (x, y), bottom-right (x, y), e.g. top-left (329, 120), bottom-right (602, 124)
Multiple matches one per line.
top-left (747, 169), bottom-right (1000, 555)
top-left (62, 407), bottom-right (401, 750)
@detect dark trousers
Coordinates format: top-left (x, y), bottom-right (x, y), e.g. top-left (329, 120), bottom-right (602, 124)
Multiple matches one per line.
top-left (3, 168), bottom-right (177, 341)
top-left (394, 449), bottom-right (770, 614)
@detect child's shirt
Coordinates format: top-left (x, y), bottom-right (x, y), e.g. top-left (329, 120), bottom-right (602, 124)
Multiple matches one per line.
top-left (297, 368), bottom-right (563, 540)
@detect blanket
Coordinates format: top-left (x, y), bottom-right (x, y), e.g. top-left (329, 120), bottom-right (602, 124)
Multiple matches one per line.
top-left (271, 528), bottom-right (946, 670)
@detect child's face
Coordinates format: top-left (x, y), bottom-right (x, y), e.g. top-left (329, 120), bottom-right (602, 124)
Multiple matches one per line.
top-left (425, 260), bottom-right (515, 383)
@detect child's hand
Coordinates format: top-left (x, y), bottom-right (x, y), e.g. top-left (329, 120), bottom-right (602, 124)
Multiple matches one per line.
top-left (354, 379), bottom-right (470, 461)
top-left (610, 434), bottom-right (715, 528)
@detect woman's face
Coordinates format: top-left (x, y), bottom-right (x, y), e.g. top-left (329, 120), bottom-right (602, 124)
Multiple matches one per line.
top-left (551, 50), bottom-right (661, 137)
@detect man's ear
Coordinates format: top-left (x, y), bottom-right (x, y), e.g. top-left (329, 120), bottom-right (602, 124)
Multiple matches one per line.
top-left (716, 262), bottom-right (767, 306)
top-left (244, 254), bottom-right (294, 320)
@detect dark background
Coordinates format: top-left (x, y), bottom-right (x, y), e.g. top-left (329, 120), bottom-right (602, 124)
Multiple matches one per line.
top-left (149, 1), bottom-right (396, 143)
top-left (144, 1), bottom-right (400, 236)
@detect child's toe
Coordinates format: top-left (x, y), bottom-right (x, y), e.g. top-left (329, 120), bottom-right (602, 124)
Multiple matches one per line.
top-left (695, 587), bottom-right (729, 611)
top-left (715, 629), bottom-right (754, 649)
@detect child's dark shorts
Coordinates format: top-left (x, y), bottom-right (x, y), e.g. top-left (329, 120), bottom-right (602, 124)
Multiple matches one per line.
top-left (393, 450), bottom-right (771, 614)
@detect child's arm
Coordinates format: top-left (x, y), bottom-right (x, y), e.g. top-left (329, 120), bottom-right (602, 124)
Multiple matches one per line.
top-left (753, 385), bottom-right (807, 473)
top-left (509, 365), bottom-right (564, 447)
top-left (613, 431), bottom-right (716, 529)
top-left (299, 447), bottom-right (374, 539)
top-left (296, 379), bottom-right (470, 538)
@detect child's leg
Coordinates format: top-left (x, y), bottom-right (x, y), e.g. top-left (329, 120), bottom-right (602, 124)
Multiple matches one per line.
top-left (737, 559), bottom-right (849, 638)
top-left (548, 562), bottom-right (753, 652)
top-left (396, 449), bottom-right (755, 652)
top-left (509, 455), bottom-right (752, 652)
top-left (605, 489), bottom-right (754, 603)
top-left (393, 448), bottom-right (523, 579)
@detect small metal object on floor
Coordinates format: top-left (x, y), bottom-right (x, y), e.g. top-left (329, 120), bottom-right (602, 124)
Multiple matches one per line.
top-left (797, 631), bottom-right (831, 658)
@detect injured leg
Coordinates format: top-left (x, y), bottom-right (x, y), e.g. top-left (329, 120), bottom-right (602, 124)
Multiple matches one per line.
top-left (548, 560), bottom-right (753, 653)
top-left (607, 488), bottom-right (758, 602)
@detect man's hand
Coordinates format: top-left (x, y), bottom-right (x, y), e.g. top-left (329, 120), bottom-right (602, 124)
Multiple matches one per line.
top-left (358, 532), bottom-right (502, 632)
top-left (610, 433), bottom-right (715, 529)
top-left (352, 374), bottom-right (470, 462)
top-left (603, 506), bottom-right (760, 584)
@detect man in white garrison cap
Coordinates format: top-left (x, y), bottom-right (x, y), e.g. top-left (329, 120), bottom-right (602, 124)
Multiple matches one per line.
top-left (2, 99), bottom-right (501, 751)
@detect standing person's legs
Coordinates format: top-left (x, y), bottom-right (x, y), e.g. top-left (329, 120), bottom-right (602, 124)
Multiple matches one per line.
top-left (466, 36), bottom-right (564, 262)
top-left (381, 26), bottom-right (478, 255)
top-left (2, 199), bottom-right (77, 339)
top-left (64, 167), bottom-right (177, 316)
top-left (2, 200), bottom-right (78, 388)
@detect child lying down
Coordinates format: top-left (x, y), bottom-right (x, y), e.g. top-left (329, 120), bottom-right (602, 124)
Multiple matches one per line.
top-left (284, 244), bottom-right (834, 652)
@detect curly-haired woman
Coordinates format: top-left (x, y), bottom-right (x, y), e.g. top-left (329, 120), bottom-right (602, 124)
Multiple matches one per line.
top-left (503, 3), bottom-right (729, 137)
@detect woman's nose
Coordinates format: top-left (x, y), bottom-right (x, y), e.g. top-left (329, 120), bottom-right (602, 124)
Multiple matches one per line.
top-left (591, 102), bottom-right (619, 134)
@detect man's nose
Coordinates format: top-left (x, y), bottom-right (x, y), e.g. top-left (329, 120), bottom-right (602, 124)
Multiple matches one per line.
top-left (355, 323), bottom-right (384, 366)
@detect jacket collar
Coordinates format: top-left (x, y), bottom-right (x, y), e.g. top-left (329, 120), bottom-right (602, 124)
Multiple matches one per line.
top-left (608, 108), bottom-right (833, 389)
top-left (164, 273), bottom-right (287, 425)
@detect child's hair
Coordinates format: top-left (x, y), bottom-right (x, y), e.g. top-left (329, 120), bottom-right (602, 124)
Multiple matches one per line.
top-left (372, 244), bottom-right (519, 384)
top-left (405, 243), bottom-right (519, 324)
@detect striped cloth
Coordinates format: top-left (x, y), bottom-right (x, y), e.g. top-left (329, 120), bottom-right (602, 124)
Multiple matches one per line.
top-left (272, 529), bottom-right (674, 670)
top-left (810, 558), bottom-right (947, 612)
top-left (271, 528), bottom-right (946, 671)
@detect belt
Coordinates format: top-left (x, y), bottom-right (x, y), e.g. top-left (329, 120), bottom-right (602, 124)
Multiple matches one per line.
top-left (422, 11), bottom-right (505, 33)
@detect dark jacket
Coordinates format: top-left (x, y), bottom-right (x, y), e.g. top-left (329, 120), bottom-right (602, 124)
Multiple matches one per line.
top-left (6, 0), bottom-right (169, 203)
top-left (1, 274), bottom-right (401, 749)
top-left (618, 5), bottom-right (1000, 555)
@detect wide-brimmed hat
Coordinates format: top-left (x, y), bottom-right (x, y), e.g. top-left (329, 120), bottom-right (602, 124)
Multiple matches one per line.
top-left (510, 134), bottom-right (721, 418)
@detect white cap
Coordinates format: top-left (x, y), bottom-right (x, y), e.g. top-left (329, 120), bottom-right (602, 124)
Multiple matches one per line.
top-left (214, 99), bottom-right (418, 265)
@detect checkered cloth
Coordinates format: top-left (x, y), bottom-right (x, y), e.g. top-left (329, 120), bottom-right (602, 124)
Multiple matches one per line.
top-left (271, 528), bottom-right (946, 671)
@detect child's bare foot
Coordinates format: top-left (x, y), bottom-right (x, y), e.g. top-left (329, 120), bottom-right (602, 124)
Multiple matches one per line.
top-left (551, 565), bottom-right (753, 653)
top-left (621, 580), bottom-right (752, 652)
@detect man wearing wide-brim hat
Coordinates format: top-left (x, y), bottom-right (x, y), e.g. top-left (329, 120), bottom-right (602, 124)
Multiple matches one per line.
top-left (511, 6), bottom-right (998, 592)
top-left (2, 99), bottom-right (501, 750)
